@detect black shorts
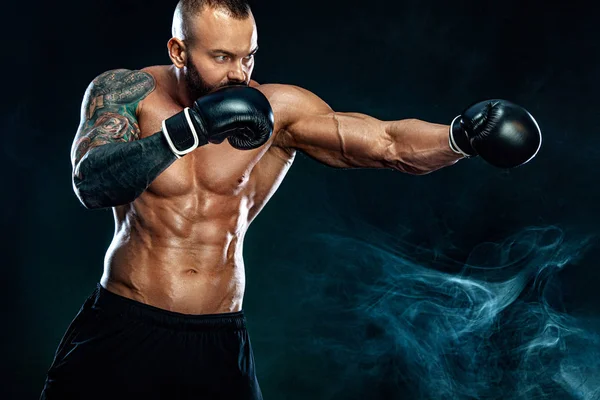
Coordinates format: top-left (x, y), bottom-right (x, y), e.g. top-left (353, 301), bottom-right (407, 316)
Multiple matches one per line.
top-left (40, 284), bottom-right (263, 400)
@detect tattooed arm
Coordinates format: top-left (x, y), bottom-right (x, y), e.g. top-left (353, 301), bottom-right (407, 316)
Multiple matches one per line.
top-left (71, 69), bottom-right (178, 209)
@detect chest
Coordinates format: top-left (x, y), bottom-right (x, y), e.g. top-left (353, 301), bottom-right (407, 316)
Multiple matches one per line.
top-left (136, 93), bottom-right (272, 197)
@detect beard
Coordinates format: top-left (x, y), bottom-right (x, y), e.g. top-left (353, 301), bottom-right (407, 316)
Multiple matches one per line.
top-left (184, 54), bottom-right (247, 100)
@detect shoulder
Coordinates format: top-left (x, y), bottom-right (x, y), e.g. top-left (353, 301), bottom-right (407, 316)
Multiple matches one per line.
top-left (81, 68), bottom-right (157, 121)
top-left (252, 83), bottom-right (333, 151)
top-left (254, 83), bottom-right (332, 127)
top-left (254, 83), bottom-right (328, 106)
top-left (84, 69), bottom-right (156, 105)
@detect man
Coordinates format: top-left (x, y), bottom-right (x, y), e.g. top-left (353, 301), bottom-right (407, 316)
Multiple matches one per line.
top-left (40, 0), bottom-right (541, 399)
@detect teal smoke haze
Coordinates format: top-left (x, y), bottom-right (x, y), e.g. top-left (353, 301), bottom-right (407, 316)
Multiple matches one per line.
top-left (287, 226), bottom-right (599, 399)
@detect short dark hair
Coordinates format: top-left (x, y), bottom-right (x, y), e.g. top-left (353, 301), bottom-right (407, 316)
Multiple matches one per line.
top-left (172, 0), bottom-right (252, 42)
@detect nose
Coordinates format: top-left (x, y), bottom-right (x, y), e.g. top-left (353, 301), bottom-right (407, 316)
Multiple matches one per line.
top-left (227, 60), bottom-right (247, 83)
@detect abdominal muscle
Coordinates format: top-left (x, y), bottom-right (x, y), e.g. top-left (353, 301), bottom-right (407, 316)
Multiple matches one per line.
top-left (96, 74), bottom-right (295, 315)
top-left (100, 187), bottom-right (251, 315)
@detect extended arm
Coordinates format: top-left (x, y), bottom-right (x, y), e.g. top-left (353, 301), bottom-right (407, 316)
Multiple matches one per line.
top-left (270, 85), bottom-right (463, 175)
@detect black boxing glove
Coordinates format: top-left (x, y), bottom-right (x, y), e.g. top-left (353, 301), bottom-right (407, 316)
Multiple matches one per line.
top-left (449, 100), bottom-right (542, 168)
top-left (161, 85), bottom-right (274, 157)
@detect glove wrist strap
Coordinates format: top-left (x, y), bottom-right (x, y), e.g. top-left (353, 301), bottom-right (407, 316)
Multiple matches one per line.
top-left (161, 108), bottom-right (201, 159)
top-left (449, 115), bottom-right (476, 158)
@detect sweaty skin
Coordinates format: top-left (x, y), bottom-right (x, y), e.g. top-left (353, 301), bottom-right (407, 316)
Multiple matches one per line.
top-left (71, 7), bottom-right (462, 315)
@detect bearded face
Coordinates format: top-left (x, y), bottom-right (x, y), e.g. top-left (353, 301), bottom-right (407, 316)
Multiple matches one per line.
top-left (184, 52), bottom-right (248, 100)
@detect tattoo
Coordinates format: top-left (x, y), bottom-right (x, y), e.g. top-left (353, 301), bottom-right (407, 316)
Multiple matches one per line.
top-left (72, 69), bottom-right (155, 166)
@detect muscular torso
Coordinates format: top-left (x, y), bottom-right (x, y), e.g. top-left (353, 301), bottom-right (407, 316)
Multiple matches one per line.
top-left (101, 66), bottom-right (296, 314)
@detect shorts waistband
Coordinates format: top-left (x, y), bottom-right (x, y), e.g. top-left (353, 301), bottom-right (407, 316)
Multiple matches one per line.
top-left (88, 283), bottom-right (247, 332)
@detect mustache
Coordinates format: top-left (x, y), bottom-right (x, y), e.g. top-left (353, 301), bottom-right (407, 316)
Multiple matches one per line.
top-left (222, 81), bottom-right (248, 87)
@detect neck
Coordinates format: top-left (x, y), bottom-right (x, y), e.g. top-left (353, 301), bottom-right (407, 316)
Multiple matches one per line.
top-left (168, 65), bottom-right (195, 108)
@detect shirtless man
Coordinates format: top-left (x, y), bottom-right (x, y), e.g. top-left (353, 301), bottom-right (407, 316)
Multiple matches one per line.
top-left (40, 0), bottom-right (542, 399)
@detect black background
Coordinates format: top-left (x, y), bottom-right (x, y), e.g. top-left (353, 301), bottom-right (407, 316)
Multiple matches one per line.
top-left (3, 0), bottom-right (599, 398)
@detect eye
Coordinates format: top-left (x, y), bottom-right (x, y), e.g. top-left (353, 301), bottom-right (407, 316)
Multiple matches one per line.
top-left (215, 55), bottom-right (229, 63)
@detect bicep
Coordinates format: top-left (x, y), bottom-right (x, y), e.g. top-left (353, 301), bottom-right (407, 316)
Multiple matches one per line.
top-left (71, 69), bottom-right (155, 167)
top-left (272, 85), bottom-right (389, 168)
top-left (71, 111), bottom-right (140, 168)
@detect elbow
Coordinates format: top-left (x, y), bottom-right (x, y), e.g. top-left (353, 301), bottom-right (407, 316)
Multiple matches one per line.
top-left (72, 169), bottom-right (121, 210)
top-left (72, 157), bottom-right (135, 210)
top-left (78, 196), bottom-right (101, 210)
top-left (71, 149), bottom-right (146, 209)
top-left (72, 178), bottom-right (108, 210)
top-left (72, 175), bottom-right (138, 210)
top-left (72, 160), bottom-right (104, 209)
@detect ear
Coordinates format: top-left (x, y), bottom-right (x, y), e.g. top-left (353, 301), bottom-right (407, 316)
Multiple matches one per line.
top-left (167, 38), bottom-right (187, 68)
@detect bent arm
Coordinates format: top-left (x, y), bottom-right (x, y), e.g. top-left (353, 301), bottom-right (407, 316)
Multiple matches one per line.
top-left (270, 85), bottom-right (463, 175)
top-left (71, 69), bottom-right (177, 209)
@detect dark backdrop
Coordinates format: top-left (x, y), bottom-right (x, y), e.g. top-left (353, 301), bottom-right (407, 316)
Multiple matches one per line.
top-left (3, 0), bottom-right (599, 399)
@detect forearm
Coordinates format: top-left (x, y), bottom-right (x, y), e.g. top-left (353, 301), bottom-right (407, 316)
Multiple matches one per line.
top-left (383, 119), bottom-right (464, 175)
top-left (73, 132), bottom-right (177, 209)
